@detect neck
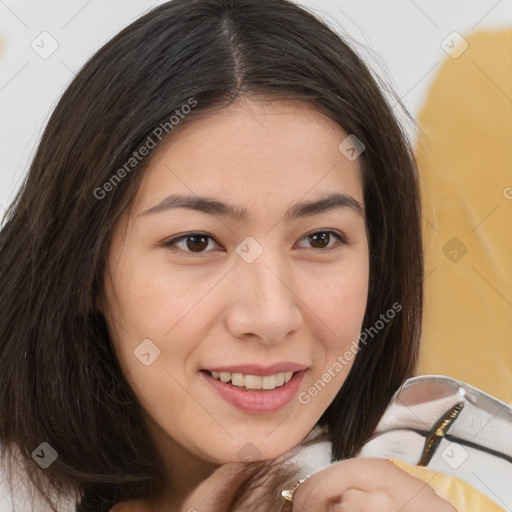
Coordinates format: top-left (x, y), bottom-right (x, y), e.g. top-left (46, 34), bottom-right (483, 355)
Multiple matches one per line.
top-left (141, 414), bottom-right (221, 511)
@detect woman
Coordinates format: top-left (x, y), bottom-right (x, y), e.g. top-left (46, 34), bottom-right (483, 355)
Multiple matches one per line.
top-left (0, 0), bottom-right (456, 510)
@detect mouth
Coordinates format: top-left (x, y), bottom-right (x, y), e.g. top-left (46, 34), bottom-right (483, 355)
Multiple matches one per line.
top-left (201, 368), bottom-right (307, 414)
top-left (204, 370), bottom-right (296, 391)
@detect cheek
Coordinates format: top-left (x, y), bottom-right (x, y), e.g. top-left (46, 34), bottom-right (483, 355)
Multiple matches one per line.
top-left (112, 254), bottom-right (217, 332)
top-left (298, 257), bottom-right (369, 407)
top-left (310, 284), bottom-right (367, 379)
top-left (104, 252), bottom-right (195, 345)
top-left (307, 258), bottom-right (369, 340)
top-left (103, 253), bottom-right (214, 409)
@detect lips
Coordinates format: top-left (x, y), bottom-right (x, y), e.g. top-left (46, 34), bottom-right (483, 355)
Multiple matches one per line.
top-left (201, 363), bottom-right (308, 414)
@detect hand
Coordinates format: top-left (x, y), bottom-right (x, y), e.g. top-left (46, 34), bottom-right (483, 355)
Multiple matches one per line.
top-left (292, 458), bottom-right (458, 511)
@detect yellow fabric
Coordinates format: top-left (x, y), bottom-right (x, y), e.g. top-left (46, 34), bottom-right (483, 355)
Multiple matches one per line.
top-left (411, 29), bottom-right (512, 511)
top-left (417, 28), bottom-right (512, 400)
top-left (390, 459), bottom-right (507, 511)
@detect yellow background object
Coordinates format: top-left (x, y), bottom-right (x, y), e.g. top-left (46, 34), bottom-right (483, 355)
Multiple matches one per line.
top-left (417, 28), bottom-right (512, 400)
top-left (405, 28), bottom-right (512, 511)
top-left (391, 459), bottom-right (508, 511)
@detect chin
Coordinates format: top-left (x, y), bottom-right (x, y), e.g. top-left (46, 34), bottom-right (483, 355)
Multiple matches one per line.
top-left (213, 431), bottom-right (308, 465)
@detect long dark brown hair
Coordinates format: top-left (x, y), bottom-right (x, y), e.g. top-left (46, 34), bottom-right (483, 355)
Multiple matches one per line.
top-left (0, 0), bottom-right (423, 510)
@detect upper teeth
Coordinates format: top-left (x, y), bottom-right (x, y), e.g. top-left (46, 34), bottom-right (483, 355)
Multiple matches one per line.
top-left (211, 371), bottom-right (295, 390)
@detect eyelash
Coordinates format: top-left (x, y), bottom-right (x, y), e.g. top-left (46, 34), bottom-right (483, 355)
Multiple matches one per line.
top-left (163, 230), bottom-right (348, 255)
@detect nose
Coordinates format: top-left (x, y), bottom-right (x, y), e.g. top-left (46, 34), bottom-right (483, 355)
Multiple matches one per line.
top-left (224, 246), bottom-right (304, 344)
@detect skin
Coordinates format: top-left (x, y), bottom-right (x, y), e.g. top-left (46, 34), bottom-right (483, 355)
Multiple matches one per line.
top-left (292, 458), bottom-right (457, 511)
top-left (100, 97), bottom-right (455, 512)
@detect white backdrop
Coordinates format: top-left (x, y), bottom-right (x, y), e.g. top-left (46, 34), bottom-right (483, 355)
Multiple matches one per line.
top-left (0, 0), bottom-right (511, 510)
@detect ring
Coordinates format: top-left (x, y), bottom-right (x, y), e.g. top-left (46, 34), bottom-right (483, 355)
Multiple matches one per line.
top-left (281, 474), bottom-right (311, 502)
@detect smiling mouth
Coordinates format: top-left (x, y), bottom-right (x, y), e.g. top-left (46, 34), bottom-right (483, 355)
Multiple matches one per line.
top-left (204, 370), bottom-right (296, 391)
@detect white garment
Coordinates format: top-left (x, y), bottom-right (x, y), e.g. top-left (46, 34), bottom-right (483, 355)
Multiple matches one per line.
top-left (282, 425), bottom-right (333, 478)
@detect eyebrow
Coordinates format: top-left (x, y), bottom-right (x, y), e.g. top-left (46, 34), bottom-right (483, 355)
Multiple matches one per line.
top-left (137, 192), bottom-right (364, 222)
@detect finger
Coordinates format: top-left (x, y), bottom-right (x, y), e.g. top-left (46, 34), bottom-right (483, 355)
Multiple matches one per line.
top-left (293, 487), bottom-right (383, 512)
top-left (292, 458), bottom-right (457, 512)
top-left (333, 489), bottom-right (397, 511)
top-left (292, 459), bottom-right (398, 511)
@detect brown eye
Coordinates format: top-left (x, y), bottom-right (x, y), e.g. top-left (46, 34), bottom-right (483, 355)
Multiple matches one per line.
top-left (164, 230), bottom-right (347, 256)
top-left (299, 230), bottom-right (346, 251)
top-left (184, 234), bottom-right (209, 252)
top-left (164, 233), bottom-right (219, 254)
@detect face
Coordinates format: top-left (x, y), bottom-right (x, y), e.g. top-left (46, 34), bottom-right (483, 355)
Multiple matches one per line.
top-left (99, 97), bottom-right (369, 467)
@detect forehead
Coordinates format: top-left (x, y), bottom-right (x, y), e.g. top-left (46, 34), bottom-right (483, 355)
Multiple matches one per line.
top-left (131, 97), bottom-right (364, 216)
